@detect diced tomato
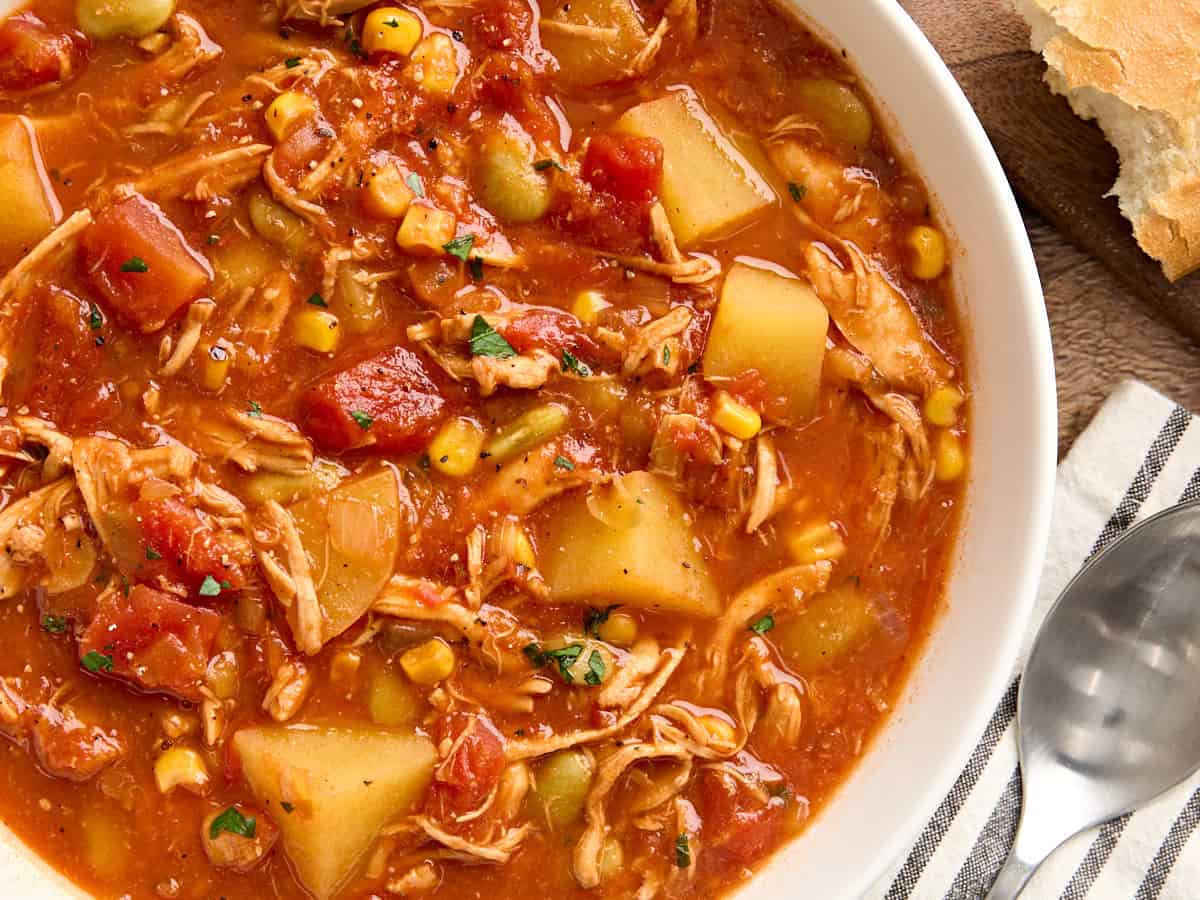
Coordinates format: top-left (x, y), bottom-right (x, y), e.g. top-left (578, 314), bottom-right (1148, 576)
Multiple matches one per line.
top-left (428, 712), bottom-right (506, 814)
top-left (583, 133), bottom-right (664, 204)
top-left (299, 346), bottom-right (449, 453)
top-left (134, 495), bottom-right (246, 595)
top-left (472, 0), bottom-right (534, 52)
top-left (30, 705), bottom-right (123, 782)
top-left (474, 54), bottom-right (559, 145)
top-left (501, 308), bottom-right (598, 357)
top-left (79, 585), bottom-right (221, 701)
top-left (272, 119), bottom-right (330, 181)
top-left (0, 13), bottom-right (87, 92)
top-left (696, 768), bottom-right (785, 866)
top-left (22, 289), bottom-right (120, 425)
top-left (79, 193), bottom-right (212, 333)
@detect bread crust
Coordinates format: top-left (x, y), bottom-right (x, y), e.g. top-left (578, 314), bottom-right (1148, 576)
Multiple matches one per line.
top-left (1021, 0), bottom-right (1200, 280)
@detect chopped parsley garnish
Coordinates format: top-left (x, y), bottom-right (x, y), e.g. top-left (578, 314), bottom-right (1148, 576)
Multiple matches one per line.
top-left (343, 25), bottom-right (366, 58)
top-left (81, 651), bottom-right (113, 673)
top-left (88, 303), bottom-right (103, 330)
top-left (350, 410), bottom-right (374, 430)
top-left (584, 605), bottom-right (617, 637)
top-left (675, 833), bottom-right (691, 868)
top-left (146, 547), bottom-right (163, 561)
top-left (787, 182), bottom-right (806, 203)
top-left (307, 292), bottom-right (328, 307)
top-left (209, 807), bottom-right (257, 840)
top-left (418, 452), bottom-right (431, 470)
top-left (405, 172), bottom-right (425, 197)
top-left (749, 612), bottom-right (775, 635)
top-left (524, 642), bottom-right (584, 684)
top-left (284, 56), bottom-right (301, 68)
top-left (247, 400), bottom-right (264, 419)
top-left (468, 256), bottom-right (484, 281)
top-left (383, 16), bottom-right (399, 26)
top-left (767, 782), bottom-right (791, 800)
top-left (662, 345), bottom-right (671, 366)
top-left (561, 350), bottom-right (590, 377)
top-left (41, 615), bottom-right (67, 634)
top-left (468, 315), bottom-right (517, 359)
top-left (554, 455), bottom-right (575, 471)
top-left (120, 256), bottom-right (148, 273)
top-left (533, 159), bottom-right (564, 172)
top-left (443, 234), bottom-right (475, 262)
top-left (584, 649), bottom-right (605, 686)
top-left (198, 575), bottom-right (223, 597)
top-left (280, 801), bottom-right (295, 813)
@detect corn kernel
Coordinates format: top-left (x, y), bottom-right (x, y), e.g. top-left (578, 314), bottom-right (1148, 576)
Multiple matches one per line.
top-left (293, 308), bottom-right (341, 353)
top-left (200, 340), bottom-right (234, 392)
top-left (400, 638), bottom-right (455, 684)
top-left (363, 162), bottom-right (416, 220)
top-left (265, 91), bottom-right (315, 142)
top-left (329, 648), bottom-right (362, 688)
top-left (396, 204), bottom-right (457, 255)
top-left (428, 417), bottom-right (486, 477)
top-left (597, 611), bottom-right (638, 646)
top-left (154, 747), bottom-right (210, 796)
top-left (699, 715), bottom-right (737, 747)
top-left (572, 290), bottom-right (610, 325)
top-left (786, 519), bottom-right (847, 565)
top-left (924, 385), bottom-right (965, 427)
top-left (362, 7), bottom-right (423, 56)
top-left (906, 225), bottom-right (947, 280)
top-left (712, 391), bottom-right (761, 440)
top-left (406, 33), bottom-right (458, 96)
top-left (935, 430), bottom-right (966, 482)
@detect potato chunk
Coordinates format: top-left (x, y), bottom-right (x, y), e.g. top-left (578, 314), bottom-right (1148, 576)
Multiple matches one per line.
top-left (539, 0), bottom-right (647, 87)
top-left (538, 471), bottom-right (721, 617)
top-left (234, 725), bottom-right (435, 900)
top-left (0, 115), bottom-right (61, 265)
top-left (703, 263), bottom-right (829, 420)
top-left (774, 580), bottom-right (879, 673)
top-left (289, 468), bottom-right (402, 645)
top-left (616, 90), bottom-right (772, 246)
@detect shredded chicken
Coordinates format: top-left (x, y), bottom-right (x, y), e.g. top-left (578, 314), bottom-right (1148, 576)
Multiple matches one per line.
top-left (863, 423), bottom-right (905, 557)
top-left (251, 501), bottom-right (323, 654)
top-left (649, 413), bottom-right (723, 478)
top-left (624, 0), bottom-right (698, 77)
top-left (263, 151), bottom-right (327, 224)
top-left (803, 242), bottom-right (952, 397)
top-left (388, 862), bottom-right (440, 895)
top-left (472, 349), bottom-right (560, 395)
top-left (373, 577), bottom-right (532, 672)
top-left (13, 416), bottom-right (74, 479)
top-left (151, 13), bottom-right (223, 83)
top-left (574, 742), bottom-right (692, 888)
top-left (505, 645), bottom-right (686, 760)
top-left (159, 299), bottom-right (216, 376)
top-left (828, 345), bottom-right (933, 499)
top-left (477, 444), bottom-right (595, 517)
top-left (745, 434), bottom-right (779, 533)
top-left (124, 90), bottom-right (214, 137)
top-left (190, 409), bottom-right (314, 476)
top-left (129, 144), bottom-right (270, 202)
top-left (596, 637), bottom-right (661, 709)
top-left (262, 657), bottom-right (313, 721)
top-left (408, 817), bottom-right (531, 864)
top-left (622, 307), bottom-right (691, 377)
top-left (703, 563), bottom-right (832, 694)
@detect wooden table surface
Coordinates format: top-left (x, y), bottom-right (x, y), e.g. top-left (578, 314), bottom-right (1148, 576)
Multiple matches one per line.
top-left (898, 0), bottom-right (1200, 456)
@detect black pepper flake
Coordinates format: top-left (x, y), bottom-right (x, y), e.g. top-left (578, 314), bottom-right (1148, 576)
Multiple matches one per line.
top-left (427, 138), bottom-right (439, 151)
top-left (451, 29), bottom-right (464, 41)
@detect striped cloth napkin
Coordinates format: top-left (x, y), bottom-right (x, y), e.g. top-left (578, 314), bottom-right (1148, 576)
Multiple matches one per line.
top-left (868, 380), bottom-right (1200, 900)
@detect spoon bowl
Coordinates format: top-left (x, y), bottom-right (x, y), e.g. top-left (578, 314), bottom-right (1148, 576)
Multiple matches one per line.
top-left (988, 499), bottom-right (1200, 898)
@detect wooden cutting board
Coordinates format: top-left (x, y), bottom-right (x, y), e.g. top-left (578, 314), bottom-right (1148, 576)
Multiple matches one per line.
top-left (896, 0), bottom-right (1200, 345)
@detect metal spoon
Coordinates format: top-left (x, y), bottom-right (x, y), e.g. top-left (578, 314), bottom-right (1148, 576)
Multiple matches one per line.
top-left (987, 500), bottom-right (1200, 899)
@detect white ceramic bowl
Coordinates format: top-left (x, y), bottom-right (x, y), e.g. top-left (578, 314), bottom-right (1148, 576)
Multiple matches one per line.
top-left (0, 0), bottom-right (1056, 897)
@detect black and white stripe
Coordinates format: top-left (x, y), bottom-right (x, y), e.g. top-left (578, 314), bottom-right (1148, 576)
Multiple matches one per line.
top-left (881, 403), bottom-right (1194, 899)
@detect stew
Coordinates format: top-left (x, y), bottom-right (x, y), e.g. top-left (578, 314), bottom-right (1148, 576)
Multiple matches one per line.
top-left (0, 0), bottom-right (969, 896)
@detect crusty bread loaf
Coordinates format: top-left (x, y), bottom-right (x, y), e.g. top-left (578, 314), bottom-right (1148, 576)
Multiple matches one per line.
top-left (1013, 0), bottom-right (1200, 281)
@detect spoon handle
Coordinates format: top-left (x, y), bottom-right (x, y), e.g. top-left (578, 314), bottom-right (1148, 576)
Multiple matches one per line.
top-left (985, 846), bottom-right (1039, 900)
